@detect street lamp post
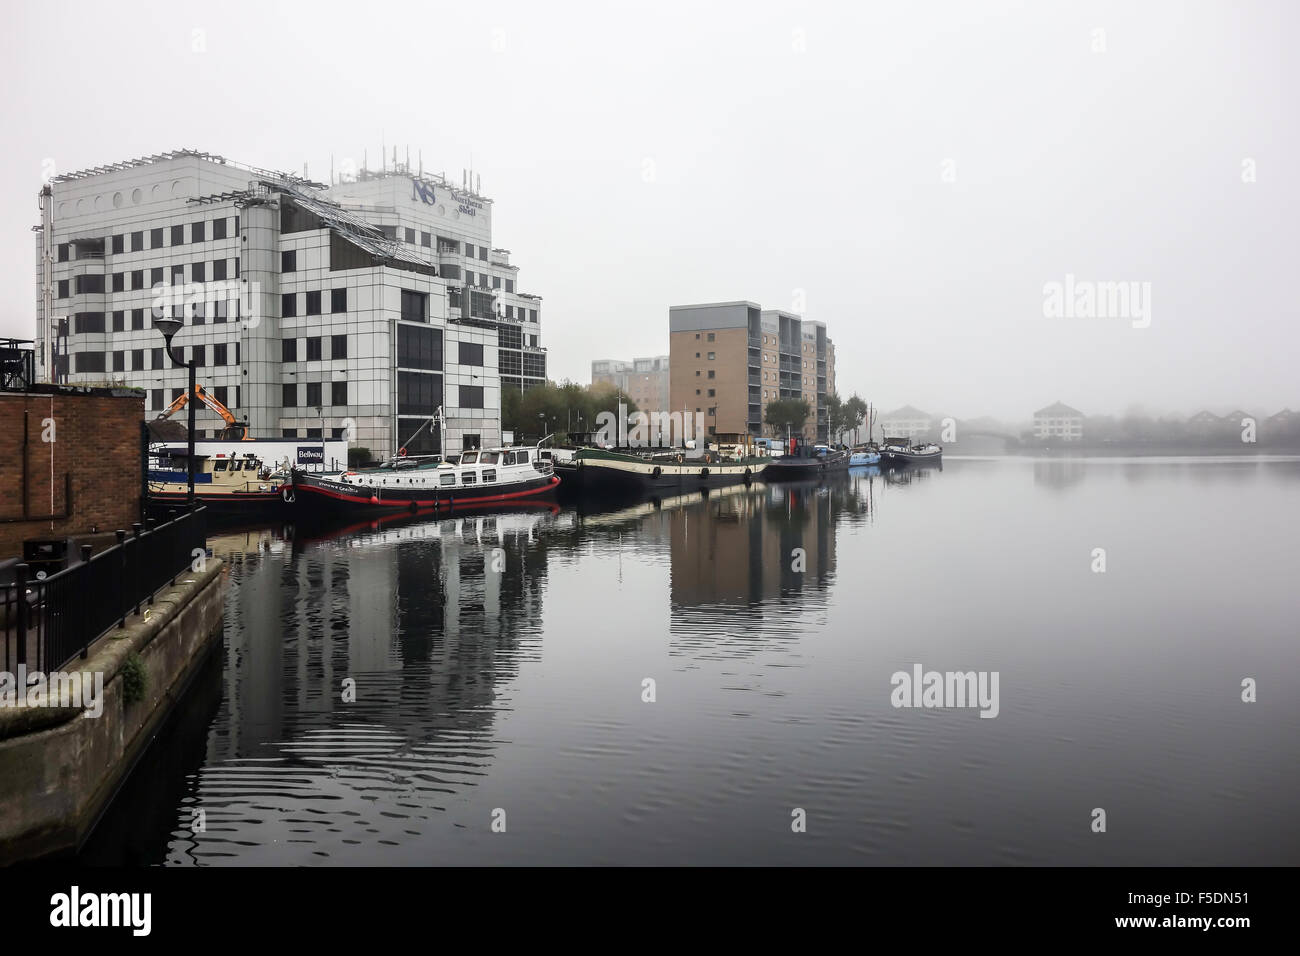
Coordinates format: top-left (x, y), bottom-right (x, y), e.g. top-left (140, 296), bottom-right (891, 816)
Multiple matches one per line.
top-left (152, 316), bottom-right (195, 507)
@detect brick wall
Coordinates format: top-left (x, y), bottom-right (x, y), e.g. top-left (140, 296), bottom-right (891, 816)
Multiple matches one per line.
top-left (0, 390), bottom-right (144, 560)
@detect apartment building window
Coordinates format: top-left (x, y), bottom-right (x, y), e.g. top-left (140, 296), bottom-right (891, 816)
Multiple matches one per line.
top-left (330, 288), bottom-right (347, 313)
top-left (192, 261), bottom-right (206, 282)
top-left (695, 370), bottom-right (700, 377)
top-left (170, 264), bottom-right (184, 284)
top-left (150, 389), bottom-right (163, 410)
top-left (707, 352), bottom-right (715, 360)
top-left (132, 308), bottom-right (144, 330)
top-left (465, 243), bottom-right (474, 257)
top-left (192, 221), bottom-right (205, 243)
top-left (130, 231), bottom-right (143, 251)
top-left (56, 279), bottom-right (68, 298)
top-left (131, 269), bottom-right (144, 290)
top-left (213, 259), bottom-right (227, 281)
top-left (707, 333), bottom-right (715, 341)
top-left (458, 341), bottom-right (484, 366)
top-left (708, 370), bottom-right (715, 379)
top-left (282, 250), bottom-right (297, 273)
top-left (111, 272), bottom-right (124, 292)
top-left (404, 227), bottom-right (416, 244)
top-left (212, 218), bottom-right (227, 240)
top-left (192, 345), bottom-right (205, 366)
top-left (132, 349), bottom-right (144, 371)
top-left (56, 243), bottom-right (69, 262)
top-left (708, 388), bottom-right (715, 397)
top-left (112, 310), bottom-right (124, 332)
top-left (331, 382), bottom-right (348, 406)
top-left (331, 334), bottom-right (348, 359)
top-left (695, 352), bottom-right (700, 358)
top-left (282, 384), bottom-right (298, 407)
top-left (305, 290), bottom-right (321, 316)
top-left (150, 267), bottom-right (164, 286)
top-left (306, 337), bottom-right (322, 361)
top-left (111, 234), bottom-right (124, 255)
top-left (305, 382), bottom-right (322, 406)
top-left (529, 309), bottom-right (537, 322)
top-left (400, 289), bottom-right (427, 323)
top-left (214, 343), bottom-right (227, 366)
top-left (111, 351), bottom-right (124, 372)
top-left (282, 293), bottom-right (297, 318)
top-left (695, 388), bottom-right (701, 396)
top-left (492, 275), bottom-right (501, 289)
top-left (506, 279), bottom-right (514, 293)
top-left (479, 247), bottom-right (487, 261)
top-left (282, 339), bottom-right (297, 362)
top-left (708, 407), bottom-right (717, 417)
top-left (459, 384), bottom-right (485, 409)
top-left (170, 225), bottom-right (184, 246)
top-left (75, 274), bottom-right (105, 294)
top-left (420, 231), bottom-right (431, 247)
top-left (465, 270), bottom-right (474, 285)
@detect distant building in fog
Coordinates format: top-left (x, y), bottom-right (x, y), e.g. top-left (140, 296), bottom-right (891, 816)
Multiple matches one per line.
top-left (880, 405), bottom-right (932, 440)
top-left (1033, 401), bottom-right (1084, 441)
top-left (591, 356), bottom-right (669, 414)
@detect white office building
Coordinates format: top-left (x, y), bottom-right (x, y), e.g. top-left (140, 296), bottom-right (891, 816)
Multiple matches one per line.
top-left (33, 149), bottom-right (547, 460)
top-left (1033, 401), bottom-right (1085, 441)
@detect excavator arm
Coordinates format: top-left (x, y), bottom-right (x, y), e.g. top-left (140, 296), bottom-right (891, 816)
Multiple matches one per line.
top-left (154, 383), bottom-right (250, 440)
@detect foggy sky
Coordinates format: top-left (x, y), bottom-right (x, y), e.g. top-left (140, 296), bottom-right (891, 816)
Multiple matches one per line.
top-left (1, 0), bottom-right (1294, 421)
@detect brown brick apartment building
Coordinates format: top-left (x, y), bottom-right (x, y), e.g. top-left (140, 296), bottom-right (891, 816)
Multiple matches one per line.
top-left (668, 301), bottom-right (835, 442)
top-left (0, 385), bottom-right (145, 560)
top-left (591, 356), bottom-right (670, 415)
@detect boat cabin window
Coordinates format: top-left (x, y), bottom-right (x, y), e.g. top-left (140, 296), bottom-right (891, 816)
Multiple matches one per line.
top-left (460, 452), bottom-right (478, 465)
top-left (482, 469), bottom-right (496, 483)
top-left (213, 460), bottom-right (228, 472)
top-left (479, 452), bottom-right (499, 465)
top-left (461, 471), bottom-right (477, 485)
top-left (440, 473), bottom-right (456, 486)
top-left (229, 459), bottom-right (243, 472)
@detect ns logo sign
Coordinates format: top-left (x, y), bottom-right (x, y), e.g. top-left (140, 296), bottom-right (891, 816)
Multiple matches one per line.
top-left (411, 179), bottom-right (437, 206)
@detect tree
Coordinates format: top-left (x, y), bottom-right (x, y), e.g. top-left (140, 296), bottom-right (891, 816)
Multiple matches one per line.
top-left (825, 392), bottom-right (845, 444)
top-left (502, 380), bottom-right (638, 444)
top-left (844, 394), bottom-right (869, 445)
top-left (765, 398), bottom-right (811, 438)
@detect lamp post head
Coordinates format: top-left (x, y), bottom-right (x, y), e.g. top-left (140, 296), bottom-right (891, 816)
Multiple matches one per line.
top-left (152, 316), bottom-right (182, 345)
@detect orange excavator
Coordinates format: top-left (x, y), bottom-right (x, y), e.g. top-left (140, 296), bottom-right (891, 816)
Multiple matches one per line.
top-left (156, 384), bottom-right (251, 440)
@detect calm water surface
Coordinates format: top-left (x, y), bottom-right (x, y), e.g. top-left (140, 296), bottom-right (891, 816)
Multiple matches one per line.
top-left (85, 456), bottom-right (1300, 865)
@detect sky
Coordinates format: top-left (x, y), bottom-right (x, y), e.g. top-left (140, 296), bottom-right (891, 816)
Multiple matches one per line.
top-left (0, 0), bottom-right (1295, 421)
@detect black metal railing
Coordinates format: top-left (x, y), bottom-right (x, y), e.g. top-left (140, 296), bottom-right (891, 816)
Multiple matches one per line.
top-left (2, 507), bottom-right (207, 674)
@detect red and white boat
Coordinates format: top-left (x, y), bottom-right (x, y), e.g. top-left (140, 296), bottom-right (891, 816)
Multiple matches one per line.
top-left (289, 444), bottom-right (560, 517)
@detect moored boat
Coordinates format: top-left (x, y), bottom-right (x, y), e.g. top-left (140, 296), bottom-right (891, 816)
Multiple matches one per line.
top-left (763, 439), bottom-right (852, 481)
top-left (148, 449), bottom-right (289, 518)
top-left (554, 447), bottom-right (768, 497)
top-left (289, 444), bottom-right (560, 517)
top-left (849, 446), bottom-right (881, 466)
top-left (879, 441), bottom-right (943, 466)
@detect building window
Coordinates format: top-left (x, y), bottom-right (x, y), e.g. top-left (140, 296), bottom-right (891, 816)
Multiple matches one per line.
top-left (398, 370), bottom-right (440, 415)
top-left (707, 332), bottom-right (715, 341)
top-left (212, 218), bottom-right (227, 240)
top-left (404, 227), bottom-right (416, 244)
top-left (282, 293), bottom-right (297, 318)
top-left (56, 279), bottom-right (69, 298)
top-left (479, 247), bottom-right (487, 261)
top-left (331, 381), bottom-right (347, 406)
top-left (170, 264), bottom-right (184, 284)
top-left (75, 351), bottom-right (105, 373)
top-left (150, 267), bottom-right (164, 286)
top-left (465, 243), bottom-right (474, 257)
top-left (110, 234), bottom-right (124, 255)
top-left (75, 274), bottom-right (105, 294)
top-left (459, 384), bottom-right (485, 409)
top-left (131, 269), bottom-right (144, 290)
top-left (465, 270), bottom-right (474, 285)
top-left (74, 312), bottom-right (105, 333)
top-left (214, 343), bottom-right (227, 365)
top-left (506, 279), bottom-right (514, 293)
top-left (331, 334), bottom-right (347, 360)
top-left (420, 231), bottom-right (431, 247)
top-left (400, 289), bottom-right (427, 323)
top-left (306, 337), bottom-right (322, 361)
top-left (132, 349), bottom-right (144, 371)
top-left (111, 272), bottom-right (124, 292)
top-left (282, 339), bottom-right (297, 362)
top-left (192, 261), bottom-right (206, 283)
top-left (397, 323), bottom-right (442, 369)
top-left (305, 290), bottom-right (321, 315)
top-left (213, 386), bottom-right (228, 407)
top-left (458, 341), bottom-right (484, 366)
top-left (192, 345), bottom-right (205, 366)
top-left (282, 384), bottom-right (298, 407)
top-left (112, 310), bottom-right (124, 332)
top-left (305, 382), bottom-right (322, 406)
top-left (707, 352), bottom-right (715, 360)
top-left (708, 388), bottom-right (715, 397)
top-left (213, 259), bottom-right (227, 281)
top-left (281, 250), bottom-right (296, 273)
top-left (330, 288), bottom-right (347, 313)
top-left (111, 351), bottom-right (124, 372)
top-left (708, 370), bottom-right (715, 379)
top-left (492, 275), bottom-right (501, 289)
top-left (150, 388), bottom-right (162, 410)
top-left (169, 225), bottom-right (183, 246)
top-left (57, 243), bottom-right (69, 262)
